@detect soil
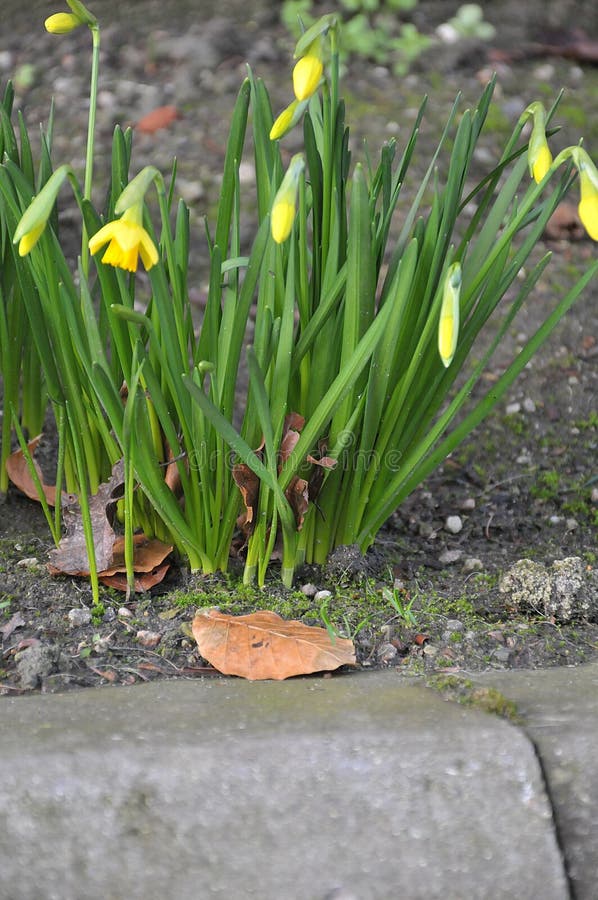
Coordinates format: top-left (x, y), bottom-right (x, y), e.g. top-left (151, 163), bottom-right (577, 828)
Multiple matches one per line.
top-left (1, 0), bottom-right (598, 694)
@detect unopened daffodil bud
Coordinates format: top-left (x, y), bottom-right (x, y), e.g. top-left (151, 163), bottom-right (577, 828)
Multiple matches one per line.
top-left (270, 99), bottom-right (309, 141)
top-left (13, 165), bottom-right (72, 256)
top-left (89, 202), bottom-right (159, 272)
top-left (271, 154), bottom-right (305, 244)
top-left (521, 102), bottom-right (553, 183)
top-left (292, 50), bottom-right (323, 103)
top-left (438, 262), bottom-right (461, 368)
top-left (568, 147), bottom-right (598, 241)
top-left (45, 12), bottom-right (83, 33)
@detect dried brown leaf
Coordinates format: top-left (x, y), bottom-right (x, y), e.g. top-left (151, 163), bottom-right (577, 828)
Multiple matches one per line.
top-left (48, 460), bottom-right (125, 575)
top-left (6, 436), bottom-right (73, 507)
top-left (191, 608), bottom-right (357, 680)
top-left (136, 105), bottom-right (181, 134)
top-left (0, 612), bottom-right (25, 640)
top-left (233, 463), bottom-right (260, 533)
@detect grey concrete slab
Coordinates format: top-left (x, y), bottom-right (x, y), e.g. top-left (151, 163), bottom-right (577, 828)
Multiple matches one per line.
top-left (0, 672), bottom-right (566, 900)
top-left (474, 662), bottom-right (598, 900)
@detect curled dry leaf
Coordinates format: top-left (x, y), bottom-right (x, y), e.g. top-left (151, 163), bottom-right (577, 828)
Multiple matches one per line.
top-left (192, 608), bottom-right (357, 680)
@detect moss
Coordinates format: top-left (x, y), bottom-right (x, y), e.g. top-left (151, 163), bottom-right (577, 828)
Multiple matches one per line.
top-left (426, 674), bottom-right (521, 723)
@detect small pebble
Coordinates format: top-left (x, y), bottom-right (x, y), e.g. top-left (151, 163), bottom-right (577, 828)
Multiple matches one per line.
top-left (493, 646), bottom-right (511, 663)
top-left (565, 518), bottom-right (579, 532)
top-left (300, 583), bottom-right (318, 597)
top-left (459, 497), bottom-right (476, 511)
top-left (438, 548), bottom-right (463, 565)
top-left (505, 402), bottom-right (521, 415)
top-left (68, 608), bottom-right (92, 628)
top-left (16, 557), bottom-right (39, 568)
top-left (445, 515), bottom-right (463, 534)
top-left (522, 397), bottom-right (536, 413)
top-left (377, 642), bottom-right (398, 664)
top-left (118, 607), bottom-right (133, 618)
top-left (549, 515), bottom-right (563, 525)
top-left (444, 619), bottom-right (464, 632)
top-left (463, 557), bottom-right (484, 573)
top-left (136, 630), bottom-right (162, 649)
top-left (591, 487), bottom-right (598, 505)
top-left (314, 589), bottom-right (332, 603)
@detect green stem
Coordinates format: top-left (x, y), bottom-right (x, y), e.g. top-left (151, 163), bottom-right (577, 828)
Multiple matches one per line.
top-left (81, 23), bottom-right (100, 276)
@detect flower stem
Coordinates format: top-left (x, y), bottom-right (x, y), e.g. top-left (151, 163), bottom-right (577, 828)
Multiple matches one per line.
top-left (81, 23), bottom-right (100, 276)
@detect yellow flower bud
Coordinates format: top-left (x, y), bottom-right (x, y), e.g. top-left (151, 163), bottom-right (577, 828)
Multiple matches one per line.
top-left (521, 102), bottom-right (553, 184)
top-left (45, 12), bottom-right (83, 34)
top-left (270, 154), bottom-right (305, 244)
top-left (578, 170), bottom-right (598, 241)
top-left (271, 200), bottom-right (296, 244)
top-left (292, 54), bottom-right (323, 102)
top-left (531, 142), bottom-right (552, 184)
top-left (18, 222), bottom-right (46, 256)
top-left (438, 262), bottom-right (461, 368)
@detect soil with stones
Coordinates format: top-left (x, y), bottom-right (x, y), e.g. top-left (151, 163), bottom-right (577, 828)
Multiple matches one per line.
top-left (1, 0), bottom-right (598, 693)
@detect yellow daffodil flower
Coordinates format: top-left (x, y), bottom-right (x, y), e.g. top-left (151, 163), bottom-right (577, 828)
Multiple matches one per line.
top-left (45, 12), bottom-right (83, 33)
top-left (88, 203), bottom-right (159, 272)
top-left (271, 154), bottom-right (305, 244)
top-left (292, 54), bottom-right (323, 102)
top-left (438, 262), bottom-right (461, 368)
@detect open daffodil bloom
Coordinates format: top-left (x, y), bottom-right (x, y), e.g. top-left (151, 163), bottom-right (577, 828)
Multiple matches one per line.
top-left (88, 203), bottom-right (159, 272)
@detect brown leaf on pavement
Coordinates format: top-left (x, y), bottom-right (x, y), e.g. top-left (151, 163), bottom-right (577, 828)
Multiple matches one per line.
top-left (191, 608), bottom-right (357, 680)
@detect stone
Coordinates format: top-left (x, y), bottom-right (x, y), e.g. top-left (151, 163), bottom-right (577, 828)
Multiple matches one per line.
top-left (136, 630), bottom-right (162, 649)
top-left (463, 557), bottom-right (484, 573)
top-left (475, 663), bottom-right (598, 900)
top-left (0, 675), bottom-right (569, 899)
top-left (439, 548), bottom-right (463, 565)
top-left (67, 608), bottom-right (92, 628)
top-left (14, 643), bottom-right (58, 689)
top-left (445, 515), bottom-right (463, 534)
top-left (300, 583), bottom-right (318, 597)
top-left (547, 557), bottom-right (589, 623)
top-left (499, 557), bottom-right (597, 623)
top-left (498, 559), bottom-right (552, 615)
top-left (314, 590), bottom-right (332, 603)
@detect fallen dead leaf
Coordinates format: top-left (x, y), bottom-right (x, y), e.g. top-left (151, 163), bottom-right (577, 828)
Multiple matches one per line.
top-left (99, 561), bottom-right (171, 593)
top-left (6, 436), bottom-right (74, 507)
top-left (192, 608), bottom-right (357, 680)
top-left (48, 459), bottom-right (125, 575)
top-left (136, 105), bottom-right (180, 134)
top-left (0, 612), bottom-right (25, 640)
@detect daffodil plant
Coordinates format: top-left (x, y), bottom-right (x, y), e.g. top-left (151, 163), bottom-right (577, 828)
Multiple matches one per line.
top-left (2, 11), bottom-right (597, 596)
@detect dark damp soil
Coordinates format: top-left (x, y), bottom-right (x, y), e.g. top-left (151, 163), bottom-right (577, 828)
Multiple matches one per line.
top-left (1, 1), bottom-right (598, 693)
